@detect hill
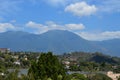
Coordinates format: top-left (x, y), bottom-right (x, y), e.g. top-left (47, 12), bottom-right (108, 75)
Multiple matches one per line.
top-left (60, 52), bottom-right (120, 64)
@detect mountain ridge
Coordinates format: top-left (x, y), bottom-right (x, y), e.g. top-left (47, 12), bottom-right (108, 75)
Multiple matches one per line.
top-left (0, 30), bottom-right (120, 56)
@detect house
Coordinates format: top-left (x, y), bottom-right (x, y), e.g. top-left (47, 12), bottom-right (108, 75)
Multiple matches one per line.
top-left (24, 57), bottom-right (28, 61)
top-left (23, 55), bottom-right (28, 60)
top-left (62, 61), bottom-right (70, 69)
top-left (14, 61), bottom-right (21, 65)
top-left (12, 55), bottom-right (19, 59)
top-left (107, 71), bottom-right (120, 80)
top-left (0, 48), bottom-right (10, 53)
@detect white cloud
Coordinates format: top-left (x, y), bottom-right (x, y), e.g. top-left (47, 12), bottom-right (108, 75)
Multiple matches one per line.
top-left (45, 21), bottom-right (63, 29)
top-left (0, 0), bottom-right (119, 17)
top-left (65, 1), bottom-right (98, 17)
top-left (26, 21), bottom-right (62, 34)
top-left (26, 21), bottom-right (85, 34)
top-left (65, 24), bottom-right (85, 30)
top-left (26, 21), bottom-right (120, 41)
top-left (32, 0), bottom-right (120, 13)
top-left (43, 0), bottom-right (120, 13)
top-left (26, 21), bottom-right (44, 28)
top-left (0, 23), bottom-right (16, 32)
top-left (79, 31), bottom-right (120, 41)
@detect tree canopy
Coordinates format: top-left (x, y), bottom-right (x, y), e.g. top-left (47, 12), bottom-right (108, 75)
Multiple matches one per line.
top-left (28, 52), bottom-right (66, 80)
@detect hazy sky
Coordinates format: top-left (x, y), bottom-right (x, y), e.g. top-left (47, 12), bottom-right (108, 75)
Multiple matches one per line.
top-left (0, 0), bottom-right (120, 41)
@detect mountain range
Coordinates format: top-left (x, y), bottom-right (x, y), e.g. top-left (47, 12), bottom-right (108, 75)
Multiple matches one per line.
top-left (0, 30), bottom-right (120, 56)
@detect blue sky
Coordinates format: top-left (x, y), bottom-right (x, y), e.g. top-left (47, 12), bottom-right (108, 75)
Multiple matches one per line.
top-left (0, 0), bottom-right (120, 41)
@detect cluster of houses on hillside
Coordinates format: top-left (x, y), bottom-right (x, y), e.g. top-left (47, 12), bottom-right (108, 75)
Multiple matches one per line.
top-left (0, 48), bottom-right (10, 53)
top-left (62, 56), bottom-right (78, 69)
top-left (107, 71), bottom-right (120, 80)
top-left (0, 48), bottom-right (29, 66)
top-left (62, 56), bottom-right (120, 80)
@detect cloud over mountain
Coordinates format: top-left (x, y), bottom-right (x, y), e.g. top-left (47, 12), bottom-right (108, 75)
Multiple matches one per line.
top-left (0, 23), bottom-right (16, 32)
top-left (80, 31), bottom-right (120, 41)
top-left (26, 21), bottom-right (85, 34)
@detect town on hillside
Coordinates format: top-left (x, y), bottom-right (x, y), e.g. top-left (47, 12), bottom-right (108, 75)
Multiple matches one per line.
top-left (0, 48), bottom-right (120, 80)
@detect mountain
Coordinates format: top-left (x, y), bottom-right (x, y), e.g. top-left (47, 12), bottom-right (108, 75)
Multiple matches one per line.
top-left (37, 30), bottom-right (102, 53)
top-left (0, 30), bottom-right (120, 56)
top-left (97, 39), bottom-right (120, 56)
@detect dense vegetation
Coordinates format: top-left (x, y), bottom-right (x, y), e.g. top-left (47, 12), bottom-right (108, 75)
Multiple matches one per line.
top-left (0, 51), bottom-right (120, 80)
top-left (28, 52), bottom-right (66, 80)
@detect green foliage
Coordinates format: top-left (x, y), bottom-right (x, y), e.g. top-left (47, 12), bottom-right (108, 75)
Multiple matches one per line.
top-left (0, 51), bottom-right (120, 80)
top-left (5, 69), bottom-right (19, 80)
top-left (70, 73), bottom-right (88, 80)
top-left (78, 62), bottom-right (99, 71)
top-left (113, 66), bottom-right (120, 73)
top-left (28, 52), bottom-right (66, 80)
top-left (20, 74), bottom-right (29, 80)
top-left (70, 65), bottom-right (79, 71)
top-left (118, 77), bottom-right (120, 80)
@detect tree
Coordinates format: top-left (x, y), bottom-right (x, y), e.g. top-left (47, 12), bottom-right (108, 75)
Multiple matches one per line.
top-left (113, 66), bottom-right (120, 73)
top-left (69, 73), bottom-right (88, 80)
top-left (118, 77), bottom-right (120, 80)
top-left (28, 52), bottom-right (66, 80)
top-left (5, 69), bottom-right (19, 80)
